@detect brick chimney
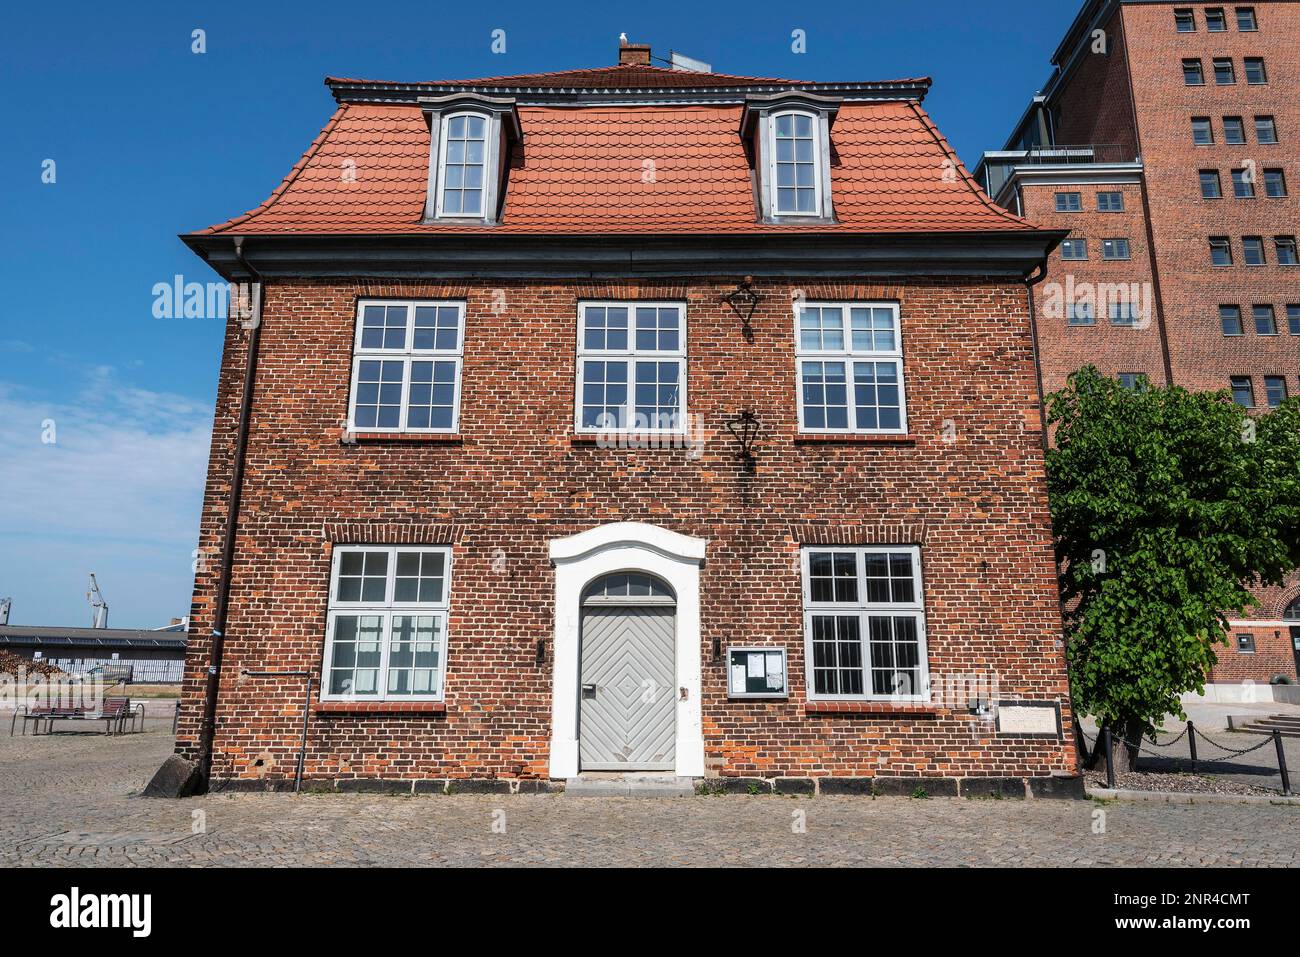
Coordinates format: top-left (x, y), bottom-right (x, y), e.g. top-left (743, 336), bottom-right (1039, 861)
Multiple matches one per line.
top-left (618, 38), bottom-right (651, 66)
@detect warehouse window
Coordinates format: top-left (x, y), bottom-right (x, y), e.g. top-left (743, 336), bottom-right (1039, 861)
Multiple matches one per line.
top-left (1263, 169), bottom-right (1287, 198)
top-left (1242, 236), bottom-right (1265, 265)
top-left (1230, 376), bottom-right (1255, 408)
top-left (1235, 7), bottom-right (1257, 31)
top-left (1060, 238), bottom-right (1088, 260)
top-left (1223, 117), bottom-right (1245, 144)
top-left (1199, 170), bottom-right (1222, 199)
top-left (1182, 59), bottom-right (1205, 85)
top-left (802, 546), bottom-right (928, 701)
top-left (1219, 305), bottom-right (1243, 336)
top-left (1209, 237), bottom-right (1233, 265)
top-left (1206, 7), bottom-right (1227, 30)
top-left (1055, 191), bottom-right (1083, 212)
top-left (1253, 306), bottom-right (1277, 335)
top-left (1232, 169), bottom-right (1256, 199)
top-left (796, 303), bottom-right (906, 434)
top-left (1174, 8), bottom-right (1195, 30)
top-left (1255, 116), bottom-right (1277, 144)
top-left (1097, 191), bottom-right (1125, 212)
top-left (1236, 634), bottom-right (1255, 654)
top-left (348, 300), bottom-right (464, 434)
top-left (1213, 58), bottom-right (1235, 84)
top-left (1264, 376), bottom-right (1289, 408)
top-left (1275, 237), bottom-right (1298, 265)
top-left (1192, 117), bottom-right (1214, 145)
top-left (1244, 58), bottom-right (1267, 84)
top-left (323, 546), bottom-right (452, 701)
top-left (1102, 238), bottom-right (1131, 261)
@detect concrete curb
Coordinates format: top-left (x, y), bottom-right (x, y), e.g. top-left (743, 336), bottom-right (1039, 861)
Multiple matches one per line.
top-left (1087, 787), bottom-right (1300, 806)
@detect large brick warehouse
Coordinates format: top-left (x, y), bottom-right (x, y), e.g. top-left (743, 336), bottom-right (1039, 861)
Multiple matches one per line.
top-left (173, 42), bottom-right (1082, 795)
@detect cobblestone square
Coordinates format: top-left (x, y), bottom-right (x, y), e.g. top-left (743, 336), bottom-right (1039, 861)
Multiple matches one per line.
top-left (1, 721), bottom-right (1296, 867)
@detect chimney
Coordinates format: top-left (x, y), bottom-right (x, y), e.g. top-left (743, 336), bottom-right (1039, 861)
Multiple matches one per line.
top-left (618, 37), bottom-right (651, 67)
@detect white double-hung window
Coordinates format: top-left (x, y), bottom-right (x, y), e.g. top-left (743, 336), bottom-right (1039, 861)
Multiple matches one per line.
top-left (795, 302), bottom-right (907, 434)
top-left (802, 546), bottom-right (929, 701)
top-left (348, 299), bottom-right (464, 433)
top-left (323, 545), bottom-right (452, 701)
top-left (770, 111), bottom-right (823, 215)
top-left (576, 301), bottom-right (686, 433)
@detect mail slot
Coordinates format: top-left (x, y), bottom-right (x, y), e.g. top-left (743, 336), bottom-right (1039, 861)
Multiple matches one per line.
top-left (581, 683), bottom-right (597, 698)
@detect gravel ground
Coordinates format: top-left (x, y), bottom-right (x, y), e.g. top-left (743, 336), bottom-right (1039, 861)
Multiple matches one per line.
top-left (1083, 768), bottom-right (1279, 796)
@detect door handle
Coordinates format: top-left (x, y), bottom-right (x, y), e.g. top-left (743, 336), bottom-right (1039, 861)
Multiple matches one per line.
top-left (582, 683), bottom-right (597, 697)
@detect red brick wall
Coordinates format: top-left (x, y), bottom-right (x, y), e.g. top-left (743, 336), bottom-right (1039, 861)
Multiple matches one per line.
top-left (1209, 625), bottom-right (1298, 683)
top-left (1020, 180), bottom-right (1167, 396)
top-left (1120, 1), bottom-right (1300, 395)
top-left (1052, 6), bottom-right (1141, 159)
top-left (176, 276), bottom-right (1076, 784)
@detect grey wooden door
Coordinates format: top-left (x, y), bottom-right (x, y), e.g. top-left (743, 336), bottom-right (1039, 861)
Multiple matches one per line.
top-left (579, 606), bottom-right (676, 771)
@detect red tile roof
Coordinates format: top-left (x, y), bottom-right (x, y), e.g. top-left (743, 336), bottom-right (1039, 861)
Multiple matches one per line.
top-left (193, 100), bottom-right (1033, 237)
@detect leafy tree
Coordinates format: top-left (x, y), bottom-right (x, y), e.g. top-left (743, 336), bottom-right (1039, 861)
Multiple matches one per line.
top-left (1045, 367), bottom-right (1300, 771)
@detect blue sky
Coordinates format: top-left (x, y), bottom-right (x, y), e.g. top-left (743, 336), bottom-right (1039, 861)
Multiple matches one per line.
top-left (0, 0), bottom-right (1077, 627)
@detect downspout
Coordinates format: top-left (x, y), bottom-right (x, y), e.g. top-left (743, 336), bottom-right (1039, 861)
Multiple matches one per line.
top-left (1023, 232), bottom-right (1054, 447)
top-left (196, 236), bottom-right (264, 790)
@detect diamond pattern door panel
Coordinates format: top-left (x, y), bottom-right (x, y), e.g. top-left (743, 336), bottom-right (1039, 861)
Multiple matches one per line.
top-left (579, 607), bottom-right (676, 771)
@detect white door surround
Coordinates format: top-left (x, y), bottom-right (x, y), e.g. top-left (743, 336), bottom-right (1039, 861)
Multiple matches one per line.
top-left (548, 522), bottom-right (707, 779)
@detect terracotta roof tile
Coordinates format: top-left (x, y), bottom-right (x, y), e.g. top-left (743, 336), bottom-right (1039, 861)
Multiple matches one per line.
top-left (325, 64), bottom-right (924, 90)
top-left (194, 100), bottom-right (1033, 237)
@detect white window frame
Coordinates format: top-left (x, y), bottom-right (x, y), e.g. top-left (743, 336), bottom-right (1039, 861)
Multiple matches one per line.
top-left (322, 545), bottom-right (453, 702)
top-left (768, 110), bottom-right (824, 217)
top-left (348, 299), bottom-right (465, 435)
top-left (434, 111), bottom-right (490, 220)
top-left (794, 301), bottom-right (908, 435)
top-left (574, 300), bottom-right (688, 435)
top-left (801, 545), bottom-right (929, 702)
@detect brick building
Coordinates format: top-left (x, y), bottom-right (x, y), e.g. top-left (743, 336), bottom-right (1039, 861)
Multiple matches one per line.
top-left (173, 42), bottom-right (1082, 794)
top-left (976, 0), bottom-right (1300, 690)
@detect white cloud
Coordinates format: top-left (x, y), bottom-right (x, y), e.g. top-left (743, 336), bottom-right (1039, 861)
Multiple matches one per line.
top-left (0, 368), bottom-right (212, 627)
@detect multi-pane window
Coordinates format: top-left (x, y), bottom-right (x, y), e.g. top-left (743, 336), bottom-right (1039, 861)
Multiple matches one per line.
top-left (1288, 305), bottom-right (1300, 336)
top-left (1237, 634), bottom-right (1256, 653)
top-left (1231, 376), bottom-right (1255, 407)
top-left (1060, 238), bottom-right (1088, 260)
top-left (1223, 116), bottom-right (1245, 144)
top-left (1182, 59), bottom-right (1205, 85)
top-left (1175, 7), bottom-right (1195, 30)
top-left (349, 300), bottom-right (464, 433)
top-left (1200, 170), bottom-right (1223, 198)
top-left (1254, 305), bottom-right (1277, 335)
top-left (796, 303), bottom-right (906, 433)
top-left (1242, 236), bottom-right (1265, 265)
top-left (1255, 116), bottom-right (1277, 144)
top-left (1263, 169), bottom-right (1287, 197)
top-left (802, 546), bottom-right (928, 701)
top-left (1264, 376), bottom-right (1288, 408)
top-left (1102, 238), bottom-right (1131, 261)
top-left (1210, 237), bottom-right (1233, 265)
top-left (1067, 302), bottom-right (1095, 326)
top-left (1236, 6), bottom-right (1257, 30)
top-left (324, 546), bottom-right (452, 701)
top-left (1232, 169), bottom-right (1256, 198)
top-left (1110, 302), bottom-right (1140, 326)
top-left (1244, 58), bottom-right (1267, 84)
top-left (1213, 58), bottom-right (1235, 84)
top-left (771, 112), bottom-right (821, 215)
top-left (436, 113), bottom-right (487, 217)
top-left (1097, 191), bottom-right (1124, 212)
top-left (1276, 237), bottom-right (1299, 265)
top-left (1192, 117), bottom-right (1214, 144)
top-left (576, 302), bottom-right (686, 433)
top-left (1055, 191), bottom-right (1083, 212)
top-left (1206, 7), bottom-right (1227, 29)
top-left (1220, 305), bottom-right (1244, 336)
top-left (1118, 373), bottom-right (1148, 392)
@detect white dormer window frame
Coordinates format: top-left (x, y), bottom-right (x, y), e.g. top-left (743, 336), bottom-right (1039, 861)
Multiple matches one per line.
top-left (768, 109), bottom-right (825, 217)
top-left (434, 111), bottom-right (490, 220)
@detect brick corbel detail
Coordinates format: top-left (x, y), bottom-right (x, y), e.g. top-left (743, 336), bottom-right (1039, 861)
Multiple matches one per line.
top-left (322, 522), bottom-right (464, 545)
top-left (790, 522), bottom-right (927, 546)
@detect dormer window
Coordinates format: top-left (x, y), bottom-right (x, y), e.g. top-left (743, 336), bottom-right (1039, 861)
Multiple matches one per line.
top-left (419, 93), bottom-right (522, 225)
top-left (436, 113), bottom-right (488, 217)
top-left (771, 112), bottom-right (822, 215)
top-left (740, 92), bottom-right (839, 223)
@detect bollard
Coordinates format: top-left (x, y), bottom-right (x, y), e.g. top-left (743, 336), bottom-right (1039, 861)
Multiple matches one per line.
top-left (1187, 720), bottom-right (1197, 773)
top-left (1275, 730), bottom-right (1292, 796)
top-left (1104, 727), bottom-right (1116, 789)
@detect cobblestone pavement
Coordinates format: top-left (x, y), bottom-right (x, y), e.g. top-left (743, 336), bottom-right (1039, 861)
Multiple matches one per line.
top-left (1, 722), bottom-right (1297, 867)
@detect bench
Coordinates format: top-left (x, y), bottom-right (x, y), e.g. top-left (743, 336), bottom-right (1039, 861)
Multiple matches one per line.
top-left (10, 698), bottom-right (144, 735)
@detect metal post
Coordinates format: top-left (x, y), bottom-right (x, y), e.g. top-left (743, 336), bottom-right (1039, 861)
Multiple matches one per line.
top-left (1187, 720), bottom-right (1197, 773)
top-left (1104, 727), bottom-right (1116, 789)
top-left (1275, 730), bottom-right (1291, 796)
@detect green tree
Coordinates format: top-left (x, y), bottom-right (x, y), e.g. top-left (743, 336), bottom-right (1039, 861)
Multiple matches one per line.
top-left (1046, 367), bottom-right (1300, 771)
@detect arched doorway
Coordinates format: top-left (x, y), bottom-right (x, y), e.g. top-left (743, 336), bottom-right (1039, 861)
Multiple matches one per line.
top-left (1286, 595), bottom-right (1300, 678)
top-left (548, 522), bottom-right (707, 779)
top-left (578, 573), bottom-right (677, 771)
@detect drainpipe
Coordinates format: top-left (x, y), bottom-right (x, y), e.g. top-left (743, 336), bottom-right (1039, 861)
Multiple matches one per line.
top-left (1023, 251), bottom-right (1053, 447)
top-left (196, 236), bottom-right (264, 790)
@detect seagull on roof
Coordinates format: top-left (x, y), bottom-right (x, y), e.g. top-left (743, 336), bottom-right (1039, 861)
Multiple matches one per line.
top-left (619, 32), bottom-right (627, 43)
